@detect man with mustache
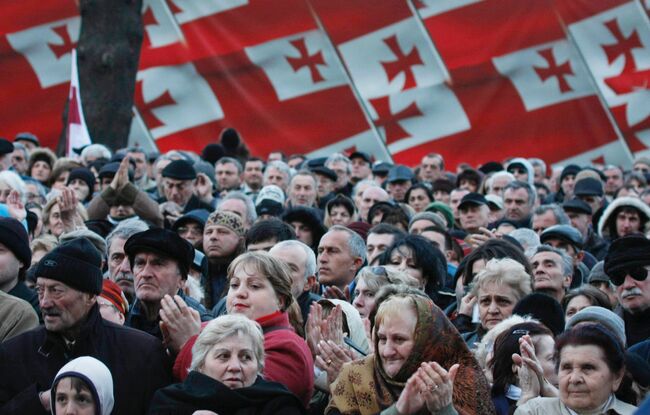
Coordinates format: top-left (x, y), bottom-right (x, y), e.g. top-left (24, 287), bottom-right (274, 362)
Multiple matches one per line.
top-left (605, 235), bottom-right (650, 346)
top-left (0, 238), bottom-right (171, 414)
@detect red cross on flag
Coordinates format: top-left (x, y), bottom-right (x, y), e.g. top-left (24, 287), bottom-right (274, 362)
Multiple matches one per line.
top-left (65, 49), bottom-right (92, 157)
top-left (557, 0), bottom-right (650, 155)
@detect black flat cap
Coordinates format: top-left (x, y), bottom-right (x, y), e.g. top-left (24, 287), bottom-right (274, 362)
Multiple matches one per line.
top-left (604, 235), bottom-right (650, 279)
top-left (458, 192), bottom-right (488, 210)
top-left (162, 159), bottom-right (196, 180)
top-left (562, 198), bottom-right (592, 215)
top-left (0, 138), bottom-right (14, 155)
top-left (349, 151), bottom-right (371, 164)
top-left (311, 166), bottom-right (337, 182)
top-left (574, 177), bottom-right (604, 197)
top-left (540, 224), bottom-right (584, 250)
top-left (125, 228), bottom-right (194, 278)
top-left (14, 132), bottom-right (40, 146)
top-left (386, 165), bottom-right (414, 183)
top-left (372, 161), bottom-right (393, 176)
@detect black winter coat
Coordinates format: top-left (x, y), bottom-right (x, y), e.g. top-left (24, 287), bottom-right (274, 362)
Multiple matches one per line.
top-left (0, 304), bottom-right (172, 415)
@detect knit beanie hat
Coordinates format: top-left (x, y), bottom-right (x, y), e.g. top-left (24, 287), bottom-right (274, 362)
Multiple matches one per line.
top-left (425, 202), bottom-right (454, 229)
top-left (0, 217), bottom-right (31, 269)
top-left (100, 279), bottom-right (128, 316)
top-left (409, 212), bottom-right (447, 230)
top-left (565, 306), bottom-right (626, 346)
top-left (35, 238), bottom-right (103, 294)
top-left (206, 211), bottom-right (245, 237)
top-left (66, 167), bottom-right (96, 191)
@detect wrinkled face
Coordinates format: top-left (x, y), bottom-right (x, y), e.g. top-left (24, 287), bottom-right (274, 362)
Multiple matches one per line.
top-left (489, 176), bottom-right (512, 197)
top-left (54, 377), bottom-right (95, 415)
top-left (201, 334), bottom-right (259, 389)
top-left (532, 210), bottom-right (558, 235)
top-left (127, 151), bottom-right (147, 180)
top-left (350, 158), bottom-right (371, 181)
top-left (531, 251), bottom-right (570, 295)
top-left (366, 232), bottom-right (395, 266)
top-left (386, 180), bottom-right (411, 202)
top-left (107, 237), bottom-right (135, 300)
top-left (385, 247), bottom-right (424, 289)
top-left (359, 187), bottom-right (389, 222)
top-left (353, 278), bottom-right (375, 319)
top-left (559, 345), bottom-right (622, 412)
top-left (329, 205), bottom-right (352, 226)
top-left (133, 252), bottom-right (184, 304)
top-left (288, 175), bottom-right (317, 207)
top-left (377, 307), bottom-right (417, 377)
top-left (0, 242), bottom-right (22, 290)
top-left (317, 230), bottom-right (358, 287)
top-left (226, 264), bottom-right (281, 320)
top-left (37, 278), bottom-right (94, 333)
top-left (615, 209), bottom-right (641, 237)
top-left (216, 162), bottom-right (241, 191)
top-left (243, 160), bottom-right (264, 190)
top-left (327, 161), bottom-right (350, 190)
top-left (315, 174), bottom-right (335, 198)
top-left (534, 334), bottom-right (557, 386)
top-left (408, 188), bottom-right (432, 213)
top-left (566, 211), bottom-right (591, 237)
top-left (459, 204), bottom-right (489, 232)
top-left (291, 221), bottom-right (314, 247)
top-left (163, 177), bottom-right (194, 207)
top-left (11, 149), bottom-right (28, 174)
top-left (420, 156), bottom-right (442, 182)
top-left (564, 295), bottom-right (593, 320)
top-left (68, 178), bottom-right (91, 201)
top-left (176, 221), bottom-right (203, 246)
top-left (203, 224), bottom-right (241, 259)
top-left (477, 281), bottom-right (518, 330)
top-left (603, 167), bottom-right (623, 195)
top-left (503, 187), bottom-right (532, 221)
top-left (97, 296), bottom-right (125, 325)
top-left (269, 245), bottom-right (309, 298)
top-left (450, 189), bottom-right (469, 218)
top-left (263, 167), bottom-right (288, 192)
top-left (24, 182), bottom-right (45, 205)
top-left (615, 270), bottom-right (650, 314)
top-left (47, 203), bottom-right (65, 237)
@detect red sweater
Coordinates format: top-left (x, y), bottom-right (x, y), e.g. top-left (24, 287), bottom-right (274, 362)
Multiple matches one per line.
top-left (173, 311), bottom-right (314, 408)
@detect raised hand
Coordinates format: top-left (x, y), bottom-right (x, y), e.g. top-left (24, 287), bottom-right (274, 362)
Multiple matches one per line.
top-left (159, 294), bottom-right (201, 353)
top-left (6, 190), bottom-right (26, 222)
top-left (416, 362), bottom-right (459, 413)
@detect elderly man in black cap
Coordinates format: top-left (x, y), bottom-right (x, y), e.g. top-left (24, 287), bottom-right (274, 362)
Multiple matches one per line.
top-left (0, 238), bottom-right (171, 414)
top-left (563, 198), bottom-right (609, 260)
top-left (540, 224), bottom-right (591, 288)
top-left (605, 235), bottom-right (650, 346)
top-left (385, 165), bottom-right (414, 202)
top-left (158, 159), bottom-right (213, 227)
top-left (124, 228), bottom-right (212, 340)
top-left (0, 138), bottom-right (14, 171)
top-left (0, 217), bottom-right (39, 315)
top-left (457, 193), bottom-right (490, 234)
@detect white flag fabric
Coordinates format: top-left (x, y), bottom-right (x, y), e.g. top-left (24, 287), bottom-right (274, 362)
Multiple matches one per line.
top-left (66, 49), bottom-right (92, 157)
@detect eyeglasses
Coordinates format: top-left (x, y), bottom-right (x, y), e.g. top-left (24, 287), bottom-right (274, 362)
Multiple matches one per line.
top-left (609, 267), bottom-right (648, 286)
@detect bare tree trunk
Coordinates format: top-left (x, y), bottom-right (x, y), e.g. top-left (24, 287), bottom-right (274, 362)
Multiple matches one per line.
top-left (59, 0), bottom-right (143, 154)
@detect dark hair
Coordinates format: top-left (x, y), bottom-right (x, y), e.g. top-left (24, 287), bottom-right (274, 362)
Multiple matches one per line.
top-left (562, 285), bottom-right (612, 313)
top-left (490, 322), bottom-right (553, 397)
top-left (326, 194), bottom-right (356, 217)
top-left (245, 219), bottom-right (296, 247)
top-left (378, 235), bottom-right (447, 300)
top-left (556, 324), bottom-right (625, 375)
top-left (456, 239), bottom-right (531, 287)
top-left (368, 202), bottom-right (410, 230)
top-left (421, 225), bottom-right (452, 250)
top-left (456, 168), bottom-right (482, 189)
top-left (52, 376), bottom-right (98, 414)
top-left (368, 223), bottom-right (406, 238)
top-left (405, 183), bottom-right (433, 205)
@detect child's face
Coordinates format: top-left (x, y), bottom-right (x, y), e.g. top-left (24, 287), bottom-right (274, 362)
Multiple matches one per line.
top-left (55, 377), bottom-right (95, 415)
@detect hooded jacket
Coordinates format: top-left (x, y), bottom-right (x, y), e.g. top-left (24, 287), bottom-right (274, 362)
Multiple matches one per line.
top-left (50, 356), bottom-right (114, 415)
top-left (505, 157), bottom-right (535, 186)
top-left (597, 196), bottom-right (650, 240)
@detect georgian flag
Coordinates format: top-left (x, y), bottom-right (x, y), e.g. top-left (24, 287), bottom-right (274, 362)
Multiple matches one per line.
top-left (65, 49), bottom-right (92, 157)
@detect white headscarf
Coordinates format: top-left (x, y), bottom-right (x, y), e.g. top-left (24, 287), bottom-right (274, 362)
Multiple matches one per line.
top-left (50, 356), bottom-right (114, 415)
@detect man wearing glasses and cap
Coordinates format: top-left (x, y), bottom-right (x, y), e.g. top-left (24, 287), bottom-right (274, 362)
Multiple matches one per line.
top-left (604, 234), bottom-right (650, 346)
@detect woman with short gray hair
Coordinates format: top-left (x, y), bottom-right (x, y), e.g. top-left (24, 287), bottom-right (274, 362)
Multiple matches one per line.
top-left (149, 314), bottom-right (305, 414)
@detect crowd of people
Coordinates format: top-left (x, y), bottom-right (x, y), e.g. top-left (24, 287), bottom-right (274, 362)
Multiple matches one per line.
top-left (0, 129), bottom-right (649, 414)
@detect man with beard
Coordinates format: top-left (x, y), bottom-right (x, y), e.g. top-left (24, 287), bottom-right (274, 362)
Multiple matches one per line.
top-left (605, 235), bottom-right (650, 346)
top-left (105, 218), bottom-right (149, 304)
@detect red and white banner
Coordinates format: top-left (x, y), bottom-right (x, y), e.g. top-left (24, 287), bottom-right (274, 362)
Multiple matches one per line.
top-left (65, 49), bottom-right (92, 157)
top-left (1, 0), bottom-right (649, 169)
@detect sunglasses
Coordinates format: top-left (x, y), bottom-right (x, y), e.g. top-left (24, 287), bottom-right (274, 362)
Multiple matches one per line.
top-left (609, 267), bottom-right (648, 286)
